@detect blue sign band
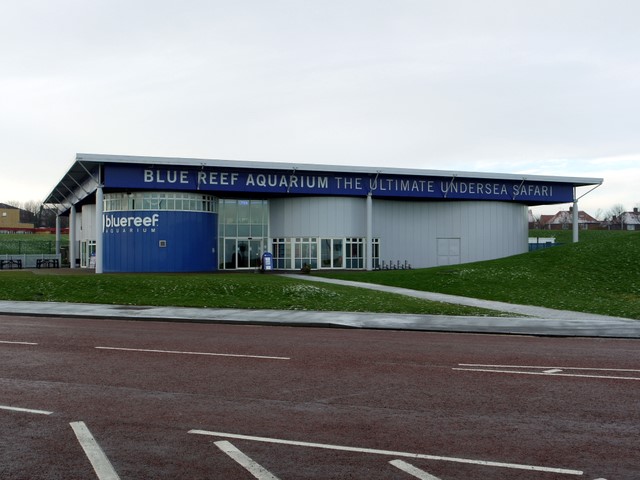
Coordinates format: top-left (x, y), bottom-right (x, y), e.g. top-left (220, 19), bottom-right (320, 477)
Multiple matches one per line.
top-left (104, 164), bottom-right (574, 203)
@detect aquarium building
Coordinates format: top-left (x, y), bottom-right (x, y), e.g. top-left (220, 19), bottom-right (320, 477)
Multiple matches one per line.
top-left (43, 153), bottom-right (602, 273)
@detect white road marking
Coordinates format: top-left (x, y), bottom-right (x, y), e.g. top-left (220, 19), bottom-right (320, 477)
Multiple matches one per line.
top-left (70, 421), bottom-right (121, 480)
top-left (188, 430), bottom-right (583, 476)
top-left (0, 404), bottom-right (52, 415)
top-left (453, 367), bottom-right (640, 381)
top-left (0, 340), bottom-right (38, 345)
top-left (95, 346), bottom-right (290, 360)
top-left (390, 459), bottom-right (442, 479)
top-left (215, 440), bottom-right (281, 480)
top-left (544, 369), bottom-right (563, 374)
top-left (458, 363), bottom-right (640, 373)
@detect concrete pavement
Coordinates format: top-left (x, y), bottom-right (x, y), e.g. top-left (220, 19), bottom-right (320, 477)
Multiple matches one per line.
top-left (0, 274), bottom-right (638, 338)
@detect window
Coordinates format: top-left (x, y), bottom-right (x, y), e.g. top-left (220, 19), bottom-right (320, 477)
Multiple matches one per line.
top-left (272, 238), bottom-right (291, 269)
top-left (345, 238), bottom-right (364, 269)
top-left (294, 238), bottom-right (317, 269)
top-left (103, 192), bottom-right (216, 213)
top-left (371, 238), bottom-right (380, 269)
top-left (271, 237), bottom-right (379, 270)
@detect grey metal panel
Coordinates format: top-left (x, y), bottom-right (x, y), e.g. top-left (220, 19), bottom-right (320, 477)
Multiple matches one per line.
top-left (373, 200), bottom-right (527, 269)
top-left (79, 205), bottom-right (96, 241)
top-left (270, 197), bottom-right (366, 238)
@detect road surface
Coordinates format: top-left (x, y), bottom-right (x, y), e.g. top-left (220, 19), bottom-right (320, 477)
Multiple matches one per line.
top-left (1, 314), bottom-right (638, 479)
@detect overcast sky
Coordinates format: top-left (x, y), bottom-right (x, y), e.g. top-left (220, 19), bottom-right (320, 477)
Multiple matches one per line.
top-left (2, 0), bottom-right (639, 216)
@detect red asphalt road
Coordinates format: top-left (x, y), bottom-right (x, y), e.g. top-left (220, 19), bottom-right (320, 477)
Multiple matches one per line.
top-left (1, 314), bottom-right (638, 480)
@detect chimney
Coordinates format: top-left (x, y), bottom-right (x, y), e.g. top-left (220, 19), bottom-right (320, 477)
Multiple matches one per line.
top-left (634, 207), bottom-right (638, 214)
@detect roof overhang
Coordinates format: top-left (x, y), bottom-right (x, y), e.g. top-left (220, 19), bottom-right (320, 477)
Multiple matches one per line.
top-left (44, 153), bottom-right (604, 214)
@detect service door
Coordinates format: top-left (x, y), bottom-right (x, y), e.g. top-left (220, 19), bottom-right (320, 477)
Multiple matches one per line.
top-left (437, 238), bottom-right (461, 266)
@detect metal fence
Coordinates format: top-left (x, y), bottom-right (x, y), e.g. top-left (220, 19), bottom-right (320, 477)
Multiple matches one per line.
top-left (528, 242), bottom-right (562, 251)
top-left (0, 239), bottom-right (67, 255)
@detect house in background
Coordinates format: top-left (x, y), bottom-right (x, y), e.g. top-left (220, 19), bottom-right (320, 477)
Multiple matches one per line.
top-left (527, 209), bottom-right (538, 229)
top-left (540, 207), bottom-right (601, 230)
top-left (0, 203), bottom-right (35, 231)
top-left (609, 207), bottom-right (640, 231)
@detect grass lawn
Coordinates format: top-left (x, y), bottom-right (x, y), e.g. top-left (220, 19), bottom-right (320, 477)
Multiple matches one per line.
top-left (0, 271), bottom-right (506, 317)
top-left (320, 230), bottom-right (640, 319)
top-left (1, 230), bottom-right (638, 319)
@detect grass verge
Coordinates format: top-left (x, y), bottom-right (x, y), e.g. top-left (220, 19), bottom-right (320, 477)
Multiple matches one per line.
top-left (0, 271), bottom-right (508, 317)
top-left (320, 231), bottom-right (640, 319)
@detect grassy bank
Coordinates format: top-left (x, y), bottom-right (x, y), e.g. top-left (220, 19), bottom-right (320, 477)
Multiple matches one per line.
top-left (321, 231), bottom-right (640, 319)
top-left (1, 230), bottom-right (637, 319)
top-left (0, 271), bottom-right (505, 317)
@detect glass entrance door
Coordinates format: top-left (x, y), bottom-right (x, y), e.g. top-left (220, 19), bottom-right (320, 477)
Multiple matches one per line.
top-left (80, 240), bottom-right (96, 268)
top-left (225, 238), bottom-right (263, 269)
top-left (320, 238), bottom-right (344, 269)
top-left (247, 239), bottom-right (262, 267)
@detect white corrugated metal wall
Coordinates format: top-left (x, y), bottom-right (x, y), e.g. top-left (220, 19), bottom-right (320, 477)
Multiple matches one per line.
top-left (270, 197), bottom-right (366, 237)
top-left (270, 197), bottom-right (528, 268)
top-left (372, 200), bottom-right (528, 268)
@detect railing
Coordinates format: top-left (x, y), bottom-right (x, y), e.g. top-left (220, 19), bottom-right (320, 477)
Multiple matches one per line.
top-left (0, 254), bottom-right (62, 269)
top-left (375, 260), bottom-right (412, 270)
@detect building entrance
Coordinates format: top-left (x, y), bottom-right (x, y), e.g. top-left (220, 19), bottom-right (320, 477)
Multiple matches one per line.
top-left (80, 240), bottom-right (96, 268)
top-left (320, 238), bottom-right (343, 268)
top-left (224, 238), bottom-right (263, 269)
top-left (218, 199), bottom-right (269, 270)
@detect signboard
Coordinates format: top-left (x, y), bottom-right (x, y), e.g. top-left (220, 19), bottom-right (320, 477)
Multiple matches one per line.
top-left (104, 164), bottom-right (574, 203)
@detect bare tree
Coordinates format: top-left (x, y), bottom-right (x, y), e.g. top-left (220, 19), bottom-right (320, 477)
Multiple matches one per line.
top-left (606, 203), bottom-right (626, 229)
top-left (21, 200), bottom-right (42, 215)
top-left (593, 208), bottom-right (604, 221)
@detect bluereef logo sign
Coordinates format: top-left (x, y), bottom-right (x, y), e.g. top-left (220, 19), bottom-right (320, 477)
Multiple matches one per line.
top-left (103, 213), bottom-right (159, 234)
top-left (104, 164), bottom-right (574, 203)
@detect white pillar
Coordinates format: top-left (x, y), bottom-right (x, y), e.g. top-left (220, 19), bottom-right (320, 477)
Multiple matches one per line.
top-left (366, 194), bottom-right (373, 271)
top-left (95, 186), bottom-right (104, 273)
top-left (572, 188), bottom-right (579, 243)
top-left (69, 204), bottom-right (77, 269)
top-left (55, 215), bottom-right (61, 255)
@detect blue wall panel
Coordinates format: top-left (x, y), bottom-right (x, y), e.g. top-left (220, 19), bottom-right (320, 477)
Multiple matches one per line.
top-left (103, 211), bottom-right (217, 272)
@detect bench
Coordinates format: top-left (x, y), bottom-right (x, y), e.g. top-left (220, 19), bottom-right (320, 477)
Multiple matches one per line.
top-left (36, 259), bottom-right (59, 269)
top-left (0, 259), bottom-right (22, 269)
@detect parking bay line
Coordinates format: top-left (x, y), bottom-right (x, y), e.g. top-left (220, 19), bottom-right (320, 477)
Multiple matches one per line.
top-left (70, 421), bottom-right (120, 480)
top-left (215, 440), bottom-right (281, 480)
top-left (454, 367), bottom-right (640, 381)
top-left (0, 404), bottom-right (53, 415)
top-left (189, 430), bottom-right (584, 476)
top-left (95, 346), bottom-right (290, 360)
top-left (390, 459), bottom-right (442, 479)
top-left (458, 363), bottom-right (640, 373)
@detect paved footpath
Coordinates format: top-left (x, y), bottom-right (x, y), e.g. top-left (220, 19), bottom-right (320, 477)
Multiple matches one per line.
top-left (0, 275), bottom-right (638, 338)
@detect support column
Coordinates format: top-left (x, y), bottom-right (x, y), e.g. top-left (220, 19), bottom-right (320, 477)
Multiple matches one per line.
top-left (55, 215), bottom-right (61, 255)
top-left (572, 188), bottom-right (579, 243)
top-left (69, 204), bottom-right (77, 269)
top-left (366, 194), bottom-right (373, 271)
top-left (95, 186), bottom-right (104, 273)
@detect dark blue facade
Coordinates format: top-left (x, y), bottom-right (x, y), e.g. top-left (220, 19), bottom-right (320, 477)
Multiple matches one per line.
top-left (102, 210), bottom-right (217, 273)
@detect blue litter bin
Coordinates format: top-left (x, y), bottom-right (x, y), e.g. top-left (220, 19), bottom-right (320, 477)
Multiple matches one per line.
top-left (261, 252), bottom-right (273, 272)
